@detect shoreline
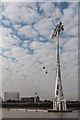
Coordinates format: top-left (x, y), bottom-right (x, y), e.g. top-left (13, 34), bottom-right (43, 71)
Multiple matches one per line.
top-left (1, 103), bottom-right (80, 110)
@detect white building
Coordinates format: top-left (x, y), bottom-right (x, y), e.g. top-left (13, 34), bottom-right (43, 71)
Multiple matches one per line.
top-left (34, 93), bottom-right (40, 103)
top-left (4, 92), bottom-right (19, 101)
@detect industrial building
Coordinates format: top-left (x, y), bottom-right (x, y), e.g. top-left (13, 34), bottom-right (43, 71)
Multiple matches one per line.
top-left (20, 95), bottom-right (40, 103)
top-left (4, 92), bottom-right (20, 101)
top-left (21, 96), bottom-right (34, 103)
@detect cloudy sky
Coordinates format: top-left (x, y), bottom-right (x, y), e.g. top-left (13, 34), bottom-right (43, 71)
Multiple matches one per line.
top-left (0, 2), bottom-right (78, 100)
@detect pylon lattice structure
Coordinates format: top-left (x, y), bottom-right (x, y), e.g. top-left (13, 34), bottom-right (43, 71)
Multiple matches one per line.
top-left (52, 22), bottom-right (67, 110)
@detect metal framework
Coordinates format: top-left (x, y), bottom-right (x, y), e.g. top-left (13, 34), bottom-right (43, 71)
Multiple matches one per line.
top-left (52, 22), bottom-right (66, 110)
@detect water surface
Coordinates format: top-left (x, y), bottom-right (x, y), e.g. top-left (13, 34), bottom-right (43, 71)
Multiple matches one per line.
top-left (2, 109), bottom-right (79, 118)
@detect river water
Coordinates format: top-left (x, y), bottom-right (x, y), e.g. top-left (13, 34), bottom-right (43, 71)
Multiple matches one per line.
top-left (1, 109), bottom-right (79, 118)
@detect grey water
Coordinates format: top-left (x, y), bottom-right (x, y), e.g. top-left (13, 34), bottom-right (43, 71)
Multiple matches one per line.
top-left (1, 109), bottom-right (80, 118)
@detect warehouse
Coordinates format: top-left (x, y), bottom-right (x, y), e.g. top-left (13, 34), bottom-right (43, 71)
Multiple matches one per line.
top-left (4, 92), bottom-right (20, 101)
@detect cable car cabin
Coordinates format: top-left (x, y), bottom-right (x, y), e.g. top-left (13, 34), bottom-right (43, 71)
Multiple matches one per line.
top-left (43, 67), bottom-right (45, 69)
top-left (46, 71), bottom-right (48, 74)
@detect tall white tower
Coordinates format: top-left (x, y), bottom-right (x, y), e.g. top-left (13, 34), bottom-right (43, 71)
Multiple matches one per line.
top-left (34, 93), bottom-right (37, 103)
top-left (52, 22), bottom-right (66, 110)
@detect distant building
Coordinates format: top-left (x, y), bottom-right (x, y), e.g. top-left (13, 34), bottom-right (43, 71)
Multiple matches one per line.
top-left (20, 95), bottom-right (40, 103)
top-left (43, 99), bottom-right (53, 103)
top-left (21, 96), bottom-right (34, 103)
top-left (4, 92), bottom-right (19, 101)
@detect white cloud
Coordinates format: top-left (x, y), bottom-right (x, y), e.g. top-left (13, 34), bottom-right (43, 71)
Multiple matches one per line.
top-left (63, 37), bottom-right (78, 51)
top-left (68, 26), bottom-right (78, 36)
top-left (20, 6), bottom-right (40, 24)
top-left (2, 4), bottom-right (21, 23)
top-left (2, 27), bottom-right (12, 36)
top-left (2, 19), bottom-right (10, 26)
top-left (12, 47), bottom-right (28, 57)
top-left (18, 25), bottom-right (38, 38)
top-left (61, 3), bottom-right (78, 37)
top-left (2, 3), bottom-right (41, 25)
top-left (40, 2), bottom-right (55, 16)
top-left (1, 0), bottom-right (79, 2)
top-left (2, 35), bottom-right (19, 49)
top-left (30, 41), bottom-right (43, 50)
top-left (34, 17), bottom-right (53, 38)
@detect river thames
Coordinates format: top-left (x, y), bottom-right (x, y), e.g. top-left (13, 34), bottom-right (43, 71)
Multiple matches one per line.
top-left (0, 109), bottom-right (79, 119)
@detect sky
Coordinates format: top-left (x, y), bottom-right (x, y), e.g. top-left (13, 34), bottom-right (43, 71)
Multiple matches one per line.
top-left (0, 2), bottom-right (78, 100)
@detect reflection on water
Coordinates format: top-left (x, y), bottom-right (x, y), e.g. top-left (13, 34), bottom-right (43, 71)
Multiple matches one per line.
top-left (2, 109), bottom-right (79, 118)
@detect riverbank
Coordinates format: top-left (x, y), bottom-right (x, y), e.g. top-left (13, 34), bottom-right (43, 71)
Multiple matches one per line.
top-left (1, 103), bottom-right (80, 110)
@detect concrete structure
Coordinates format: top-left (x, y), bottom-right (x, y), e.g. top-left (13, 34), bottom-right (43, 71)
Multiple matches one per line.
top-left (52, 22), bottom-right (67, 110)
top-left (4, 92), bottom-right (19, 101)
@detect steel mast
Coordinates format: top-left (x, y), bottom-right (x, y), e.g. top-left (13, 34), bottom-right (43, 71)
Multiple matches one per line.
top-left (52, 22), bottom-right (66, 110)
